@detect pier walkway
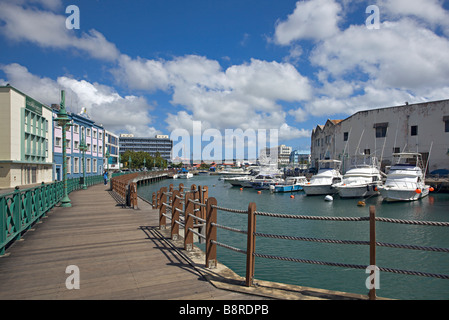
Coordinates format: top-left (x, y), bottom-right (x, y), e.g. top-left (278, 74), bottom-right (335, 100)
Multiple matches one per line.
top-left (0, 182), bottom-right (373, 300)
top-left (0, 184), bottom-right (263, 300)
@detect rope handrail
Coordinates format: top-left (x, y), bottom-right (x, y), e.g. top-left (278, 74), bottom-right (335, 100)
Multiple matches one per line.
top-left (256, 211), bottom-right (370, 222)
top-left (375, 217), bottom-right (449, 227)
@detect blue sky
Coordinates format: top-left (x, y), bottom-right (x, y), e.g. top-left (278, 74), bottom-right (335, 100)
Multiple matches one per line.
top-left (1, 0), bottom-right (449, 159)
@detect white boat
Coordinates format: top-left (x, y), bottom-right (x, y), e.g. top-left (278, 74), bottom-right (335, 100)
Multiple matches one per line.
top-left (250, 173), bottom-right (284, 190)
top-left (303, 160), bottom-right (343, 196)
top-left (378, 153), bottom-right (430, 202)
top-left (224, 170), bottom-right (259, 187)
top-left (333, 156), bottom-right (384, 198)
top-left (178, 172), bottom-right (193, 179)
top-left (270, 176), bottom-right (308, 193)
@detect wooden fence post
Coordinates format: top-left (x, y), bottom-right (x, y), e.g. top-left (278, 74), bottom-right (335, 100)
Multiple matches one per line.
top-left (159, 187), bottom-right (167, 230)
top-left (184, 191), bottom-right (194, 251)
top-left (369, 205), bottom-right (377, 300)
top-left (246, 202), bottom-right (257, 287)
top-left (171, 190), bottom-right (180, 240)
top-left (206, 197), bottom-right (217, 269)
top-left (152, 192), bottom-right (156, 209)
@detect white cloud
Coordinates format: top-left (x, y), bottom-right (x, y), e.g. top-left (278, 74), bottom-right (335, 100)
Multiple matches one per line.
top-left (0, 63), bottom-right (157, 136)
top-left (274, 0), bottom-right (342, 45)
top-left (0, 2), bottom-right (120, 61)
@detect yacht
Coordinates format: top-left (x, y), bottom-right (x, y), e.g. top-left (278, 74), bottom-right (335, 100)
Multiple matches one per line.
top-left (270, 176), bottom-right (308, 193)
top-left (303, 160), bottom-right (343, 196)
top-left (250, 173), bottom-right (284, 190)
top-left (333, 156), bottom-right (384, 198)
top-left (223, 170), bottom-right (260, 187)
top-left (378, 153), bottom-right (430, 202)
top-left (177, 168), bottom-right (193, 179)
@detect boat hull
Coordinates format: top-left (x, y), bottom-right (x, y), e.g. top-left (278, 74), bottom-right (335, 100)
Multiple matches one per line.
top-left (379, 186), bottom-right (429, 202)
top-left (303, 184), bottom-right (335, 196)
top-left (336, 185), bottom-right (380, 198)
top-left (272, 185), bottom-right (304, 193)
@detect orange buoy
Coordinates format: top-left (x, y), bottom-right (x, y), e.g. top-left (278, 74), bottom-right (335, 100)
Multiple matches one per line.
top-left (240, 188), bottom-right (243, 191)
top-left (257, 191), bottom-right (262, 194)
top-left (415, 189), bottom-right (422, 194)
top-left (290, 195), bottom-right (294, 199)
top-left (429, 187), bottom-right (435, 192)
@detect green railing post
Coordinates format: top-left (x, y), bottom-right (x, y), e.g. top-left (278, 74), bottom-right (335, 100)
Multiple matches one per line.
top-left (0, 197), bottom-right (6, 255)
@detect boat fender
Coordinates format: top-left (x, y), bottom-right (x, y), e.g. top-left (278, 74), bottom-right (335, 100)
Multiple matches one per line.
top-left (324, 195), bottom-right (333, 201)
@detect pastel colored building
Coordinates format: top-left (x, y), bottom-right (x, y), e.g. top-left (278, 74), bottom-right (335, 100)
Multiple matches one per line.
top-left (0, 85), bottom-right (54, 188)
top-left (53, 108), bottom-right (104, 181)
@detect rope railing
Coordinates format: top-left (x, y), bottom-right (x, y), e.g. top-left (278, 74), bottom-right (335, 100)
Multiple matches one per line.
top-left (150, 183), bottom-right (449, 300)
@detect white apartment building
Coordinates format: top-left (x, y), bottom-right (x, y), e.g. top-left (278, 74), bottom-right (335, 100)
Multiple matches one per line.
top-left (311, 99), bottom-right (449, 174)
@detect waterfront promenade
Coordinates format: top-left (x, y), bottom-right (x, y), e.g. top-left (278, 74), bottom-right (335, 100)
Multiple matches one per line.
top-left (0, 183), bottom-right (370, 300)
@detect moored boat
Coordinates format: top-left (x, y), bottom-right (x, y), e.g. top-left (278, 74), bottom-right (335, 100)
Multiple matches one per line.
top-left (270, 176), bottom-right (308, 193)
top-left (333, 156), bottom-right (384, 198)
top-left (378, 153), bottom-right (430, 202)
top-left (303, 160), bottom-right (342, 196)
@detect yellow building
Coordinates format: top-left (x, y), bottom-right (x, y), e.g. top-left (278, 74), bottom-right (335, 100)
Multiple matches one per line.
top-left (0, 85), bottom-right (54, 189)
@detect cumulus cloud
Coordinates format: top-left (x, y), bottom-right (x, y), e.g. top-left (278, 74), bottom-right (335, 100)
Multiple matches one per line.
top-left (0, 1), bottom-right (120, 61)
top-left (274, 0), bottom-right (342, 45)
top-left (115, 54), bottom-right (312, 140)
top-left (0, 63), bottom-right (157, 136)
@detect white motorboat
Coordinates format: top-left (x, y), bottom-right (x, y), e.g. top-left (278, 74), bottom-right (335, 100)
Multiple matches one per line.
top-left (270, 176), bottom-right (308, 193)
top-left (333, 156), bottom-right (384, 198)
top-left (223, 170), bottom-right (259, 187)
top-left (177, 168), bottom-right (193, 179)
top-left (303, 160), bottom-right (343, 196)
top-left (250, 173), bottom-right (284, 190)
top-left (378, 153), bottom-right (430, 202)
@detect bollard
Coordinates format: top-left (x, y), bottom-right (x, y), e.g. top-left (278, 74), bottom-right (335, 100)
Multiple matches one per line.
top-left (184, 191), bottom-right (194, 251)
top-left (206, 197), bottom-right (217, 269)
top-left (246, 202), bottom-right (257, 287)
top-left (171, 190), bottom-right (180, 240)
top-left (159, 187), bottom-right (167, 230)
top-left (369, 205), bottom-right (377, 300)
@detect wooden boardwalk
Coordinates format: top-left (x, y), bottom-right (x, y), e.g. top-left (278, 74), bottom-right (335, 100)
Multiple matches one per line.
top-left (0, 184), bottom-right (263, 300)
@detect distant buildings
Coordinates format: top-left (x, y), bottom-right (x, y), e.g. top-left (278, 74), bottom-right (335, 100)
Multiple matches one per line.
top-left (311, 99), bottom-right (449, 174)
top-left (119, 134), bottom-right (173, 161)
top-left (0, 85), bottom-right (54, 188)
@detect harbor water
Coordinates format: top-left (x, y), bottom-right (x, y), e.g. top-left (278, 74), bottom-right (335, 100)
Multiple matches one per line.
top-left (138, 174), bottom-right (449, 300)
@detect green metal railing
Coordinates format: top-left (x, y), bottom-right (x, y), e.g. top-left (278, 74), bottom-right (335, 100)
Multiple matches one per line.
top-left (0, 175), bottom-right (103, 255)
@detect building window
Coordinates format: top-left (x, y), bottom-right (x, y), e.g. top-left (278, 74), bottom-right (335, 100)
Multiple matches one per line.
top-left (87, 128), bottom-right (91, 137)
top-left (93, 159), bottom-right (97, 172)
top-left (364, 149), bottom-right (371, 155)
top-left (411, 125), bottom-right (418, 136)
top-left (55, 137), bottom-right (62, 147)
top-left (393, 147), bottom-right (400, 154)
top-left (343, 132), bottom-right (349, 141)
top-left (99, 132), bottom-right (103, 140)
top-left (74, 124), bottom-right (79, 134)
top-left (445, 117), bottom-right (449, 132)
top-left (87, 158), bottom-right (91, 173)
top-left (74, 141), bottom-right (79, 150)
top-left (74, 157), bottom-right (79, 173)
top-left (374, 123), bottom-right (388, 138)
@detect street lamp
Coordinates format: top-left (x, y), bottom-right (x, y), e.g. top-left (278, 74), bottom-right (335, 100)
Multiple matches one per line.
top-left (128, 156), bottom-right (132, 170)
top-left (143, 157), bottom-right (146, 171)
top-left (54, 90), bottom-right (72, 207)
top-left (79, 129), bottom-right (88, 190)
